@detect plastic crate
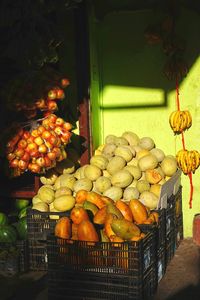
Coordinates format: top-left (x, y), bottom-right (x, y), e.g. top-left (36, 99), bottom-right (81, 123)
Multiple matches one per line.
top-left (47, 232), bottom-right (157, 300)
top-left (0, 240), bottom-right (28, 276)
top-left (139, 208), bottom-right (166, 253)
top-left (27, 208), bottom-right (70, 241)
top-left (165, 230), bottom-right (176, 265)
top-left (28, 239), bottom-right (48, 271)
top-left (175, 213), bottom-right (184, 249)
top-left (16, 240), bottom-right (29, 272)
top-left (157, 247), bottom-right (166, 283)
top-left (165, 202), bottom-right (176, 236)
top-left (175, 186), bottom-right (183, 219)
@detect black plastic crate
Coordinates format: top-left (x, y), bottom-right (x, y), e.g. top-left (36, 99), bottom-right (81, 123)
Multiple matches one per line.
top-left (47, 232), bottom-right (157, 300)
top-left (28, 239), bottom-right (48, 271)
top-left (139, 209), bottom-right (166, 252)
top-left (157, 246), bottom-right (166, 283)
top-left (0, 240), bottom-right (28, 276)
top-left (165, 230), bottom-right (176, 265)
top-left (16, 240), bottom-right (29, 272)
top-left (165, 203), bottom-right (176, 236)
top-left (27, 208), bottom-right (70, 241)
top-left (175, 213), bottom-right (184, 249)
top-left (175, 187), bottom-right (183, 219)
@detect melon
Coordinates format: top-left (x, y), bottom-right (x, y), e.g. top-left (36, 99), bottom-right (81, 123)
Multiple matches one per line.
top-left (160, 156), bottom-right (177, 176)
top-left (138, 154), bottom-right (158, 171)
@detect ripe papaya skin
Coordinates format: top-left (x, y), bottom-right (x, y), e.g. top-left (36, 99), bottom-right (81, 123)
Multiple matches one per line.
top-left (106, 203), bottom-right (124, 219)
top-left (100, 229), bottom-right (110, 242)
top-left (77, 220), bottom-right (99, 242)
top-left (104, 213), bottom-right (118, 238)
top-left (55, 216), bottom-right (71, 239)
top-left (75, 189), bottom-right (88, 204)
top-left (111, 219), bottom-right (141, 240)
top-left (110, 235), bottom-right (124, 243)
top-left (100, 196), bottom-right (114, 205)
top-left (115, 200), bottom-right (133, 222)
top-left (151, 211), bottom-right (159, 223)
top-left (70, 206), bottom-right (89, 225)
top-left (86, 191), bottom-right (106, 209)
top-left (83, 200), bottom-right (99, 216)
top-left (93, 206), bottom-right (107, 225)
top-left (129, 199), bottom-right (148, 224)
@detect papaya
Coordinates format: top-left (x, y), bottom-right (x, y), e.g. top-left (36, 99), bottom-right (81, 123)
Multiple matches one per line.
top-left (106, 203), bottom-right (123, 219)
top-left (83, 200), bottom-right (99, 216)
top-left (151, 211), bottom-right (159, 223)
top-left (93, 206), bottom-right (107, 225)
top-left (86, 191), bottom-right (106, 209)
top-left (115, 200), bottom-right (133, 222)
top-left (110, 235), bottom-right (124, 243)
top-left (130, 235), bottom-right (143, 241)
top-left (77, 220), bottom-right (99, 242)
top-left (70, 207), bottom-right (89, 225)
top-left (55, 216), bottom-right (71, 239)
top-left (75, 189), bottom-right (88, 204)
top-left (129, 199), bottom-right (148, 224)
top-left (100, 229), bottom-right (110, 242)
top-left (100, 195), bottom-right (114, 205)
top-left (104, 213), bottom-right (118, 238)
top-left (111, 219), bottom-right (141, 240)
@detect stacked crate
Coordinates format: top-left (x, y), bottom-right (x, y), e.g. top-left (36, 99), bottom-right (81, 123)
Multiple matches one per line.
top-left (0, 240), bottom-right (29, 276)
top-left (47, 230), bottom-right (157, 300)
top-left (27, 208), bottom-right (70, 271)
top-left (174, 186), bottom-right (184, 248)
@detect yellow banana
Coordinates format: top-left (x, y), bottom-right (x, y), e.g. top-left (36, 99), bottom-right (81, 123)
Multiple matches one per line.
top-left (169, 110), bottom-right (192, 134)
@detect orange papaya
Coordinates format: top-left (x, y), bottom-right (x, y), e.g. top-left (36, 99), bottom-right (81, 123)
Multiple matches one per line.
top-left (55, 216), bottom-right (71, 239)
top-left (115, 200), bottom-right (133, 222)
top-left (70, 206), bottom-right (89, 225)
top-left (129, 199), bottom-right (148, 224)
top-left (77, 220), bottom-right (99, 242)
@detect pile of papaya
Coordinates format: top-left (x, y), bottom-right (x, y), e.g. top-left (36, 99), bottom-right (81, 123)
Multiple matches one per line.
top-left (54, 190), bottom-right (159, 243)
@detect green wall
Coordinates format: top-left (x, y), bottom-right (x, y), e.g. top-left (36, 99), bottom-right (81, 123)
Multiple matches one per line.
top-left (88, 2), bottom-right (200, 237)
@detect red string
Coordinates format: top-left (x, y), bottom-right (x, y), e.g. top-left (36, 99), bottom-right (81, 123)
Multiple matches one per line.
top-left (181, 132), bottom-right (186, 151)
top-left (188, 172), bottom-right (194, 209)
top-left (176, 78), bottom-right (193, 208)
top-left (176, 78), bottom-right (180, 111)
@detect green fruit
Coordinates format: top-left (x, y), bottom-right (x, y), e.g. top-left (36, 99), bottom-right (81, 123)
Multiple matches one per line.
top-left (111, 219), bottom-right (141, 240)
top-left (0, 212), bottom-right (8, 225)
top-left (0, 225), bottom-right (17, 243)
top-left (15, 199), bottom-right (30, 211)
top-left (83, 201), bottom-right (99, 216)
top-left (16, 217), bottom-right (27, 240)
top-left (18, 206), bottom-right (31, 219)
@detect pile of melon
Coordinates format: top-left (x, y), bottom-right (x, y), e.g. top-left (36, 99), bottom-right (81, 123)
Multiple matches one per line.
top-left (32, 131), bottom-right (178, 212)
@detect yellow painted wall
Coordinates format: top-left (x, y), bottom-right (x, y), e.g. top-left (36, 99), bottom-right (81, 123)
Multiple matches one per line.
top-left (89, 4), bottom-right (200, 237)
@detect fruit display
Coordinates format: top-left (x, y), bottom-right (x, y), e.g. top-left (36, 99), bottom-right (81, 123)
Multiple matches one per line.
top-left (169, 110), bottom-right (192, 134)
top-left (5, 113), bottom-right (72, 176)
top-left (53, 190), bottom-right (159, 242)
top-left (32, 131), bottom-right (178, 212)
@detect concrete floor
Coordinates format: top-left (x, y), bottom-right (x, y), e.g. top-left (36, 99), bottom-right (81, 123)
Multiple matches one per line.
top-left (0, 238), bottom-right (199, 300)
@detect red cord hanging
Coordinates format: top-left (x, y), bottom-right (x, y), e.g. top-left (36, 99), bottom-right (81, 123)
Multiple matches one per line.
top-left (175, 79), bottom-right (193, 208)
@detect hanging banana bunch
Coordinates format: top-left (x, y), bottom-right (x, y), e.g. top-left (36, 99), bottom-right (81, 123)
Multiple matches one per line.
top-left (169, 110), bottom-right (192, 134)
top-left (176, 149), bottom-right (200, 174)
